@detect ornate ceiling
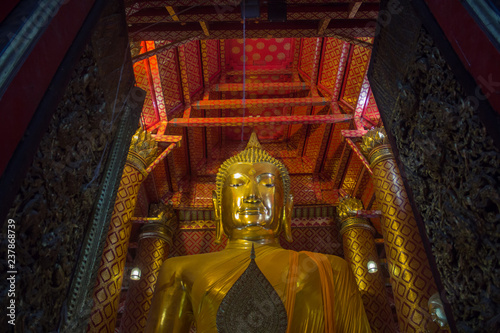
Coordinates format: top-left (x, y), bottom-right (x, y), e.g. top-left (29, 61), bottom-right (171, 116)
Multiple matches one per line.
top-left (118, 0), bottom-right (389, 325)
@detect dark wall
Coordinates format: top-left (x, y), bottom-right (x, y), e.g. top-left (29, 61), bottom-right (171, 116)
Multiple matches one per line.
top-left (369, 0), bottom-right (500, 332)
top-left (0, 1), bottom-right (138, 331)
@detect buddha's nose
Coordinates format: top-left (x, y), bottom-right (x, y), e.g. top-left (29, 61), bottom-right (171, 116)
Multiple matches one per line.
top-left (243, 181), bottom-right (261, 203)
top-left (243, 193), bottom-right (261, 204)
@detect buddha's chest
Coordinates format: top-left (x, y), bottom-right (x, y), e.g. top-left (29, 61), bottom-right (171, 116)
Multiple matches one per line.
top-left (187, 254), bottom-right (325, 328)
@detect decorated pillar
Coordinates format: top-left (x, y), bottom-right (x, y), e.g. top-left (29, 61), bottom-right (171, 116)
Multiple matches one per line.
top-left (337, 196), bottom-right (398, 333)
top-left (88, 129), bottom-right (158, 333)
top-left (360, 128), bottom-right (440, 332)
top-left (120, 203), bottom-right (177, 332)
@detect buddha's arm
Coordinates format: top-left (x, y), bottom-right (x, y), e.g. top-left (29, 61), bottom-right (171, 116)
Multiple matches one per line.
top-left (145, 263), bottom-right (194, 333)
top-left (332, 257), bottom-right (372, 333)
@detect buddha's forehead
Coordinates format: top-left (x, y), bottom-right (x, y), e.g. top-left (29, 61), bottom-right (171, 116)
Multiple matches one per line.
top-left (226, 162), bottom-right (280, 177)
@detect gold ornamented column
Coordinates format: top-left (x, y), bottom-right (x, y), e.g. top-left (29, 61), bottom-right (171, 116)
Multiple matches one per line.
top-left (337, 196), bottom-right (398, 333)
top-left (120, 204), bottom-right (177, 333)
top-left (361, 128), bottom-right (439, 333)
top-left (89, 129), bottom-right (157, 333)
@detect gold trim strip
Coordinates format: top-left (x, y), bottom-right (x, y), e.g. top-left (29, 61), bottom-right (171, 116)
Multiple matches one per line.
top-left (126, 150), bottom-right (148, 176)
top-left (340, 217), bottom-right (375, 235)
top-left (368, 144), bottom-right (393, 168)
top-left (139, 222), bottom-right (174, 247)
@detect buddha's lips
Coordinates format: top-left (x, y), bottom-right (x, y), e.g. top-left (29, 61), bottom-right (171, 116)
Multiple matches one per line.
top-left (238, 208), bottom-right (263, 215)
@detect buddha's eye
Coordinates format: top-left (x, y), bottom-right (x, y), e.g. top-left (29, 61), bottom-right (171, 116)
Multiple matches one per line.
top-left (229, 183), bottom-right (244, 188)
top-left (258, 173), bottom-right (276, 188)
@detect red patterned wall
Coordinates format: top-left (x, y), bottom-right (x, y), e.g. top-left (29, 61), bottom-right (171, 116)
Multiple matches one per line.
top-left (363, 91), bottom-right (381, 123)
top-left (298, 37), bottom-right (318, 81)
top-left (206, 39), bottom-right (220, 81)
top-left (318, 38), bottom-right (347, 95)
top-left (341, 44), bottom-right (372, 108)
top-left (146, 41), bottom-right (168, 121)
top-left (225, 38), bottom-right (295, 71)
top-left (165, 107), bottom-right (188, 190)
top-left (354, 168), bottom-right (371, 201)
top-left (361, 177), bottom-right (376, 209)
top-left (169, 218), bottom-right (343, 258)
top-left (183, 40), bottom-right (203, 100)
top-left (133, 43), bottom-right (159, 128)
top-left (322, 121), bottom-right (352, 177)
top-left (341, 152), bottom-right (364, 196)
top-left (155, 41), bottom-right (183, 115)
top-left (303, 105), bottom-right (329, 172)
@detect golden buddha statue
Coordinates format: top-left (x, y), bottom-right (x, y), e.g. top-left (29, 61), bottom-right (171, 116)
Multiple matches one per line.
top-left (145, 133), bottom-right (371, 332)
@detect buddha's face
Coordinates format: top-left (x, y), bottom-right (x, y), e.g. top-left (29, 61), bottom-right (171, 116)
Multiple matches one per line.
top-left (220, 162), bottom-right (284, 238)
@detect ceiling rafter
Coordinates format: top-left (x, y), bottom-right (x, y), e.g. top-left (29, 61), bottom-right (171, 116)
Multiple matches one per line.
top-left (317, 18), bottom-right (331, 35)
top-left (126, 0), bottom-right (379, 9)
top-left (348, 2), bottom-right (363, 18)
top-left (165, 5), bottom-right (180, 21)
top-left (170, 114), bottom-right (353, 127)
top-left (199, 20), bottom-right (209, 36)
top-left (212, 82), bottom-right (309, 92)
top-left (192, 96), bottom-right (329, 110)
top-left (126, 3), bottom-right (379, 23)
top-left (226, 68), bottom-right (292, 75)
top-left (129, 20), bottom-right (376, 41)
top-left (132, 36), bottom-right (201, 63)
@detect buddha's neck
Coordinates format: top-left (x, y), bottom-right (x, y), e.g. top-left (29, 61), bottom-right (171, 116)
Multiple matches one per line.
top-left (225, 237), bottom-right (282, 250)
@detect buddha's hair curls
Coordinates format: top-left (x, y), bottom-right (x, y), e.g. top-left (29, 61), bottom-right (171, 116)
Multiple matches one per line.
top-left (215, 146), bottom-right (291, 206)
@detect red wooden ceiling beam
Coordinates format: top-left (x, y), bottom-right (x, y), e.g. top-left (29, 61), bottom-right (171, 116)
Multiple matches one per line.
top-left (212, 82), bottom-right (309, 92)
top-left (131, 36), bottom-right (200, 63)
top-left (126, 0), bottom-right (379, 8)
top-left (130, 19), bottom-right (374, 32)
top-left (126, 3), bottom-right (379, 23)
top-left (170, 114), bottom-right (353, 127)
top-left (191, 97), bottom-right (328, 110)
top-left (152, 135), bottom-right (183, 143)
top-left (128, 19), bottom-right (376, 40)
top-left (226, 69), bottom-right (292, 76)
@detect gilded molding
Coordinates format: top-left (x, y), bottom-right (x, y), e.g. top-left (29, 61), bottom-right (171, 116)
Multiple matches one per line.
top-left (139, 222), bottom-right (175, 247)
top-left (367, 144), bottom-right (393, 168)
top-left (126, 150), bottom-right (148, 176)
top-left (360, 128), bottom-right (394, 167)
top-left (126, 128), bottom-right (158, 175)
top-left (339, 217), bottom-right (375, 235)
top-left (139, 202), bottom-right (178, 246)
top-left (337, 196), bottom-right (374, 235)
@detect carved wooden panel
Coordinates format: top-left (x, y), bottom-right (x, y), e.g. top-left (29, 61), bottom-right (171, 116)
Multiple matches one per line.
top-left (369, 1), bottom-right (500, 330)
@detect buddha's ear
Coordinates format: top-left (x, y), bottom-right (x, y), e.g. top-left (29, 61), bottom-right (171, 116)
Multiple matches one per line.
top-left (283, 193), bottom-right (294, 243)
top-left (213, 191), bottom-right (223, 244)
